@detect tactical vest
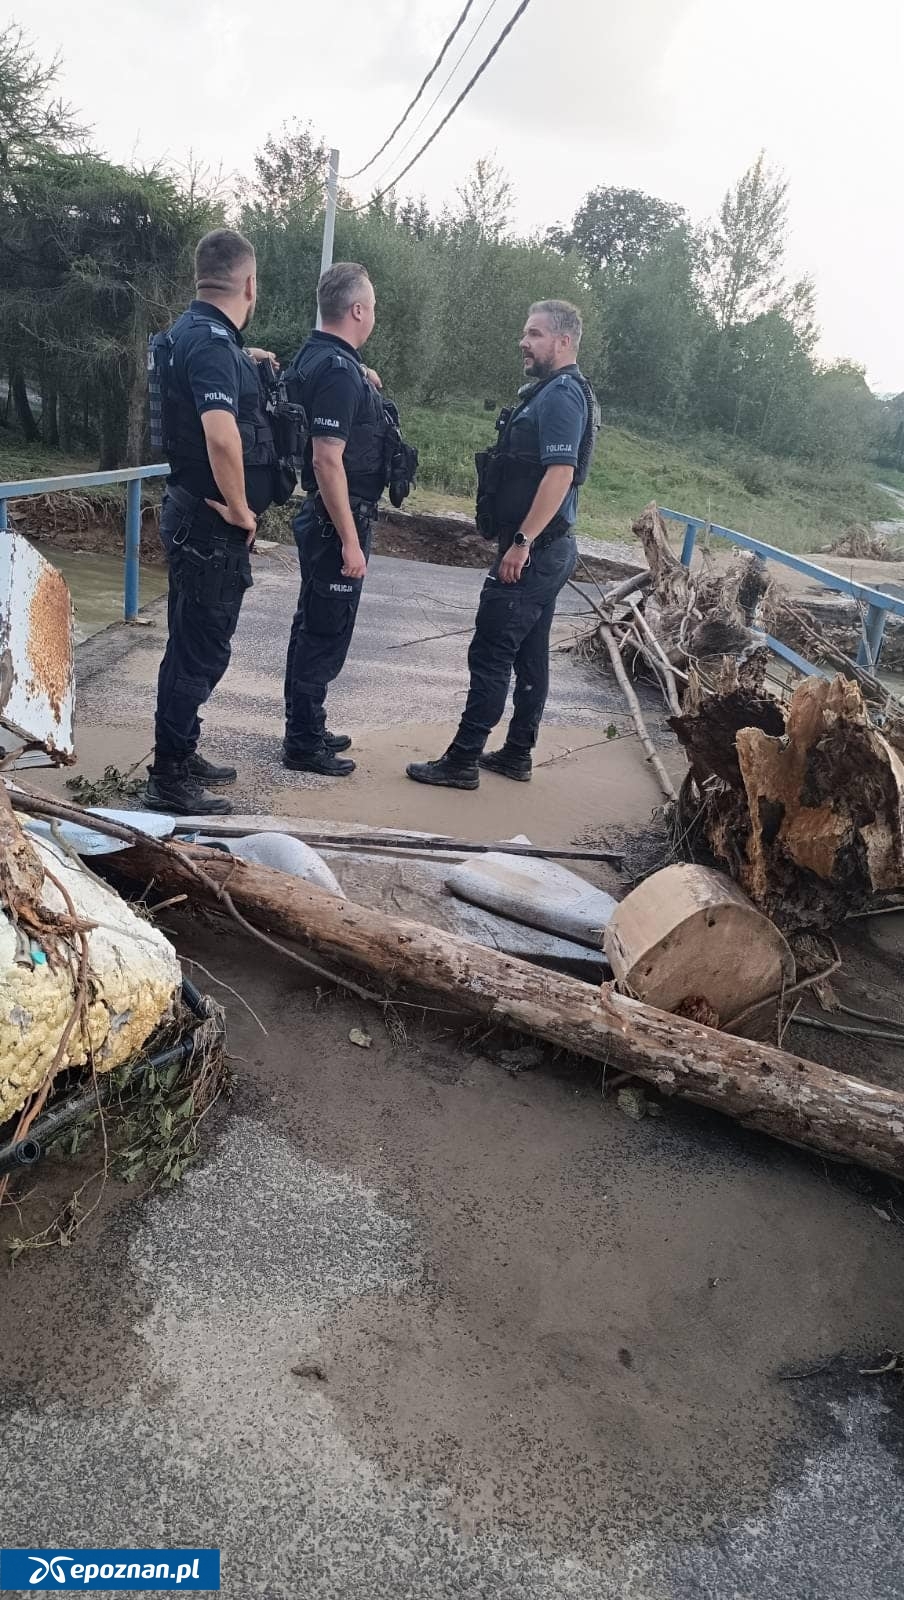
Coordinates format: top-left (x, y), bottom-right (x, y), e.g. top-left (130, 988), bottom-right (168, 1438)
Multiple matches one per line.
top-left (147, 310), bottom-right (277, 472)
top-left (285, 337), bottom-right (417, 507)
top-left (474, 367), bottom-right (600, 540)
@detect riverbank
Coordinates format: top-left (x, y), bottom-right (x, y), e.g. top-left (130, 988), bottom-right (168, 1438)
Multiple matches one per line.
top-left (5, 422), bottom-right (903, 558)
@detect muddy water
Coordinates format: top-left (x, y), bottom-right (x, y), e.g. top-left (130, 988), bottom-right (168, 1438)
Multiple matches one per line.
top-left (34, 547), bottom-right (168, 644)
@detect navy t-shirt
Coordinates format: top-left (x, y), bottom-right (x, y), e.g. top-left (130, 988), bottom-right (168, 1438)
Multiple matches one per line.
top-left (167, 301), bottom-right (274, 512)
top-left (506, 367), bottom-right (588, 527)
top-left (293, 331), bottom-right (385, 500)
top-left (302, 331), bottom-right (368, 444)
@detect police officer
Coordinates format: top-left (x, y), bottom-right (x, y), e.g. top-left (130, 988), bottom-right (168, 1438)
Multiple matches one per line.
top-left (146, 228), bottom-right (283, 816)
top-left (282, 262), bottom-right (390, 776)
top-left (407, 299), bottom-right (598, 790)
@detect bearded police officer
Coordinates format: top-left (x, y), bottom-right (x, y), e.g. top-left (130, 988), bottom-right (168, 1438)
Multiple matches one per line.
top-left (146, 228), bottom-right (288, 815)
top-left (407, 299), bottom-right (599, 790)
top-left (283, 262), bottom-right (415, 776)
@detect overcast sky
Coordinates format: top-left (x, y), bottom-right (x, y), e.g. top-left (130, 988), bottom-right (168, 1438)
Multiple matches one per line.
top-left (22, 0), bottom-right (904, 391)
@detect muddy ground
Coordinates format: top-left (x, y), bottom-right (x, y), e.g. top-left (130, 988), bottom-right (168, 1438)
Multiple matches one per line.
top-left (2, 905), bottom-right (904, 1600)
top-left (3, 543), bottom-right (904, 1597)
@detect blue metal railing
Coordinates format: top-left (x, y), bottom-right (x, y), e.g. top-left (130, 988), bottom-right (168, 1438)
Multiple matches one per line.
top-left (661, 507), bottom-right (904, 675)
top-left (0, 465), bottom-right (170, 621)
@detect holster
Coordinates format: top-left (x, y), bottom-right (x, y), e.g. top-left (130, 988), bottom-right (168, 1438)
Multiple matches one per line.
top-left (388, 438), bottom-right (419, 508)
top-left (165, 486), bottom-right (252, 606)
top-left (474, 448), bottom-right (501, 539)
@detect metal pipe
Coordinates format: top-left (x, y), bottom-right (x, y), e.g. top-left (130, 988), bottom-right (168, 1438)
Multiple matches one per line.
top-left (124, 476), bottom-right (142, 620)
top-left (0, 465), bottom-right (169, 499)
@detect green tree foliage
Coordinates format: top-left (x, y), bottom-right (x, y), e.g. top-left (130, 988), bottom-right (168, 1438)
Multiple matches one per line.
top-left (877, 393), bottom-right (904, 473)
top-left (0, 38), bottom-right (889, 484)
top-left (0, 24), bottom-right (218, 465)
top-left (247, 119), bottom-right (329, 218)
top-left (704, 152), bottom-right (789, 331)
top-left (0, 22), bottom-right (84, 158)
top-left (795, 361), bottom-right (879, 466)
top-left (548, 186), bottom-right (686, 277)
top-left (453, 155), bottom-right (513, 241)
top-left (598, 231), bottom-right (701, 425)
top-left (242, 149), bottom-right (591, 405)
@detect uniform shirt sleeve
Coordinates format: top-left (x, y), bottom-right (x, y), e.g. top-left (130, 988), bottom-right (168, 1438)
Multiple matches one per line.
top-left (306, 358), bottom-right (362, 443)
top-left (182, 328), bottom-right (243, 418)
top-left (534, 379), bottom-right (587, 468)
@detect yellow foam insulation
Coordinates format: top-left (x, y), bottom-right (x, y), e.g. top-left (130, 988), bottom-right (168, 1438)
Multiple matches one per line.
top-left (0, 836), bottom-right (181, 1122)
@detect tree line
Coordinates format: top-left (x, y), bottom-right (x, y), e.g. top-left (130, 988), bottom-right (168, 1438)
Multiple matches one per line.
top-left (2, 23), bottom-right (901, 477)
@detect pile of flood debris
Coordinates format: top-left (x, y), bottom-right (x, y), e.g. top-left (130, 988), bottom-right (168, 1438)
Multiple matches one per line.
top-left (3, 523), bottom-right (904, 1220)
top-left (573, 504), bottom-right (904, 919)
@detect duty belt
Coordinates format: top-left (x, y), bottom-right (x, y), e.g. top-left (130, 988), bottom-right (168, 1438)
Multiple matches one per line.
top-left (531, 521), bottom-right (574, 551)
top-left (309, 491), bottom-right (378, 521)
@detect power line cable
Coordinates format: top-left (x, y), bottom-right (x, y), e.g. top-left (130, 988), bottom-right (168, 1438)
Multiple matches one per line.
top-left (341, 0), bottom-right (480, 180)
top-left (347, 0), bottom-right (534, 213)
top-left (367, 0), bottom-right (502, 192)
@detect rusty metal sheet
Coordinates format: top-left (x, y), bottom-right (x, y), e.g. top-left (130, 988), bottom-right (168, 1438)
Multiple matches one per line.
top-left (0, 531), bottom-right (75, 762)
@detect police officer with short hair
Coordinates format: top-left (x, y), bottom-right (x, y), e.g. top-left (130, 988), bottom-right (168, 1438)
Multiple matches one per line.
top-left (282, 262), bottom-right (395, 776)
top-left (407, 298), bottom-right (599, 790)
top-left (146, 228), bottom-right (286, 815)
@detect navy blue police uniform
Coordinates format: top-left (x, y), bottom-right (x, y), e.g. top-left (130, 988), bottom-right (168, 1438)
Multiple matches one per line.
top-left (283, 331), bottom-right (388, 759)
top-left (151, 301), bottom-right (278, 784)
top-left (454, 367), bottom-right (590, 759)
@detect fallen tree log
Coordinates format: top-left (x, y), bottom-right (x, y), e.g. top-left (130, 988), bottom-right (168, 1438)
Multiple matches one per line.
top-left (109, 838), bottom-right (904, 1178)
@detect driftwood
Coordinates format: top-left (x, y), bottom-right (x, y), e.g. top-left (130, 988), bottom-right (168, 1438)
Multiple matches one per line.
top-left (179, 826), bottom-right (624, 865)
top-left (107, 838), bottom-right (904, 1179)
top-left (594, 622), bottom-right (677, 802)
top-left (672, 672), bottom-right (904, 927)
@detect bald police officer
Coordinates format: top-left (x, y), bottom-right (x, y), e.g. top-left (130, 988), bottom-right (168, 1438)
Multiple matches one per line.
top-left (146, 228), bottom-right (286, 815)
top-left (282, 263), bottom-right (389, 776)
top-left (407, 299), bottom-right (598, 790)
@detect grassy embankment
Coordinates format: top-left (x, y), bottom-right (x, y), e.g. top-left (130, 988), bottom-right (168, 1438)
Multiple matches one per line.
top-left (3, 410), bottom-right (901, 556)
top-left (404, 403), bottom-right (902, 553)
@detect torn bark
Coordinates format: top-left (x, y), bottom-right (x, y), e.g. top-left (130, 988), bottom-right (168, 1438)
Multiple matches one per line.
top-left (110, 839), bottom-right (904, 1178)
top-left (631, 503), bottom-right (692, 609)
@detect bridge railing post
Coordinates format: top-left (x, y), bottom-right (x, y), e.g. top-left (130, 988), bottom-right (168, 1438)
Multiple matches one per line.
top-left (680, 519), bottom-right (697, 566)
top-left (857, 603), bottom-right (889, 670)
top-left (124, 478), bottom-right (143, 621)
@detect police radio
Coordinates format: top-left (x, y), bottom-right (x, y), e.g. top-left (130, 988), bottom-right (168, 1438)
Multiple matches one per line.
top-left (254, 358), bottom-right (308, 503)
top-left (256, 358), bottom-right (309, 474)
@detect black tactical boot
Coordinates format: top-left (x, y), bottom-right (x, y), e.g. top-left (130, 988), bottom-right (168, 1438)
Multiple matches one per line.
top-left (145, 761), bottom-right (232, 816)
top-left (324, 731), bottom-right (352, 753)
top-left (187, 751), bottom-right (238, 785)
top-left (283, 746), bottom-right (356, 777)
top-left (478, 745), bottom-right (533, 782)
top-left (405, 751), bottom-right (479, 790)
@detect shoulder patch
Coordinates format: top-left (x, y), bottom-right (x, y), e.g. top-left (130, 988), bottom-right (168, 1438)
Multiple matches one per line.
top-left (209, 324), bottom-right (230, 338)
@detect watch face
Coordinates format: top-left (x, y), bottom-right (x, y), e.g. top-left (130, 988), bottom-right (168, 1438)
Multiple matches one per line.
top-left (514, 532), bottom-right (527, 546)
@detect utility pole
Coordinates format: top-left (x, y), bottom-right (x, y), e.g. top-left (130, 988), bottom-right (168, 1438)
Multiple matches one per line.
top-left (316, 149), bottom-right (340, 330)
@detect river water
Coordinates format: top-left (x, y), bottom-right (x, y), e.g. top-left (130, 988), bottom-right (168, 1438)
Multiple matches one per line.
top-left (37, 548), bottom-right (169, 644)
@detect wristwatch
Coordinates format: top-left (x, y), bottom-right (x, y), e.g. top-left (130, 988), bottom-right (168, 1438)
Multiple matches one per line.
top-left (512, 531), bottom-right (529, 547)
